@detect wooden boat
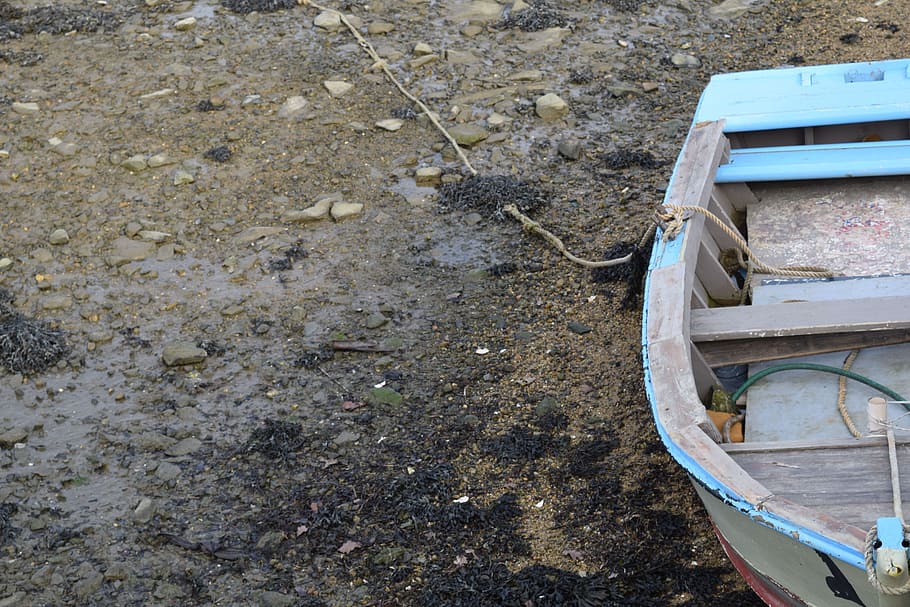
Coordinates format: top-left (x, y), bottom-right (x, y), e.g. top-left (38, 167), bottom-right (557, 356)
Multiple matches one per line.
top-left (643, 58), bottom-right (910, 606)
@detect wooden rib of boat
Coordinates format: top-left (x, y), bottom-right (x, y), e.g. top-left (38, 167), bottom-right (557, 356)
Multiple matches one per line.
top-left (643, 58), bottom-right (910, 607)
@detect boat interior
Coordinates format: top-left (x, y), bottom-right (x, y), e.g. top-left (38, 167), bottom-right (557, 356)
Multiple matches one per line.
top-left (659, 116), bottom-right (910, 532)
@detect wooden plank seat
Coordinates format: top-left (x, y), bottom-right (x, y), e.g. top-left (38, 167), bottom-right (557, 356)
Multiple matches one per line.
top-left (691, 296), bottom-right (910, 366)
top-left (723, 437), bottom-right (910, 531)
top-left (715, 139), bottom-right (910, 183)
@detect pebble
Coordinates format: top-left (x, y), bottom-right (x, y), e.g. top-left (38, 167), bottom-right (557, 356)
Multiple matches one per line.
top-left (415, 166), bottom-right (442, 186)
top-left (42, 295), bottom-right (72, 311)
top-left (259, 591), bottom-right (297, 607)
top-left (670, 53), bottom-right (700, 67)
top-left (413, 42), bottom-right (433, 55)
top-left (487, 112), bottom-right (512, 128)
top-left (132, 497), bottom-right (156, 522)
top-left (314, 11), bottom-right (341, 31)
top-left (517, 27), bottom-right (569, 53)
top-left (409, 54), bottom-right (438, 68)
top-left (49, 228), bottom-right (70, 245)
top-left (333, 430), bottom-right (361, 445)
top-left (376, 119), bottom-right (404, 131)
top-left (0, 427), bottom-right (28, 448)
top-left (448, 123), bottom-right (488, 146)
top-left (330, 202), bottom-right (364, 221)
top-left (138, 230), bottom-right (172, 242)
top-left (166, 436), bottom-right (202, 456)
top-left (161, 341), bottom-right (207, 366)
top-left (278, 96), bottom-right (309, 118)
top-left (0, 258), bottom-right (11, 271)
top-left (709, 0), bottom-right (760, 18)
top-left (369, 386), bottom-right (403, 406)
top-left (155, 461), bottom-right (182, 482)
top-left (367, 21), bottom-right (395, 34)
top-left (535, 93), bottom-right (569, 122)
top-left (446, 49), bottom-right (479, 64)
top-left (133, 431), bottom-right (177, 452)
top-left (147, 153), bottom-right (176, 168)
top-left (323, 80), bottom-right (353, 98)
top-left (109, 237), bottom-right (156, 265)
top-left (557, 138), bottom-right (583, 160)
top-left (282, 197), bottom-right (334, 223)
top-left (234, 226), bottom-right (283, 244)
top-left (174, 16), bottom-right (196, 30)
top-left (173, 169), bottom-right (195, 185)
top-left (12, 102), bottom-right (40, 115)
top-left (120, 155), bottom-right (148, 172)
top-left (52, 142), bottom-right (78, 156)
top-left (365, 313), bottom-right (388, 329)
top-left (568, 320), bottom-right (592, 334)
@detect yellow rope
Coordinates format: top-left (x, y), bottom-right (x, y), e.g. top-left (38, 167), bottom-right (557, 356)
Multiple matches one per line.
top-left (659, 204), bottom-right (833, 279)
top-left (838, 350), bottom-right (863, 438)
top-left (504, 204), bottom-right (655, 268)
top-left (300, 0), bottom-right (477, 176)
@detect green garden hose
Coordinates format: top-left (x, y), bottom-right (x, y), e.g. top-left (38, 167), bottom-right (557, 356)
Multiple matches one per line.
top-left (729, 362), bottom-right (908, 409)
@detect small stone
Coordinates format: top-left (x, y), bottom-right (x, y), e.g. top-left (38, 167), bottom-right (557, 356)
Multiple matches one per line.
top-left (139, 88), bottom-right (176, 100)
top-left (365, 313), bottom-right (388, 329)
top-left (138, 230), bottom-right (172, 242)
top-left (155, 461), bottom-right (182, 482)
top-left (49, 228), bottom-right (70, 245)
top-left (52, 142), bottom-right (78, 156)
top-left (333, 430), bottom-right (361, 445)
top-left (670, 53), bottom-right (700, 67)
top-left (323, 80), bottom-right (354, 98)
top-left (708, 0), bottom-right (760, 18)
top-left (535, 93), bottom-right (568, 122)
top-left (487, 112), bottom-right (512, 128)
top-left (567, 320), bottom-right (592, 334)
top-left (314, 11), bottom-right (341, 31)
top-left (166, 437), bottom-right (202, 456)
top-left (0, 258), bottom-right (11, 270)
top-left (415, 166), bottom-right (442, 186)
top-left (409, 54), bottom-right (438, 68)
top-left (376, 119), bottom-right (404, 131)
top-left (369, 386), bottom-right (403, 406)
top-left (174, 16), bottom-right (196, 30)
top-left (110, 236), bottom-right (156, 265)
top-left (0, 427), bottom-right (28, 449)
top-left (147, 153), bottom-right (176, 167)
top-left (133, 432), bottom-right (177, 451)
top-left (173, 169), bottom-right (195, 185)
top-left (278, 96), bottom-right (309, 118)
top-left (330, 202), bottom-right (363, 221)
top-left (448, 123), bottom-right (488, 146)
top-left (282, 199), bottom-right (333, 223)
top-left (162, 341), bottom-right (207, 366)
top-left (42, 295), bottom-right (72, 311)
top-left (255, 530), bottom-right (286, 552)
top-left (535, 396), bottom-right (557, 416)
top-left (132, 497), bottom-right (155, 522)
top-left (557, 138), bottom-right (583, 160)
top-left (12, 102), bottom-right (40, 115)
top-left (413, 42), bottom-right (433, 55)
top-left (367, 21), bottom-right (395, 34)
top-left (234, 226), bottom-right (283, 244)
top-left (641, 81), bottom-right (660, 92)
top-left (446, 49), bottom-right (479, 64)
top-left (121, 155), bottom-right (148, 172)
top-left (259, 591), bottom-right (297, 607)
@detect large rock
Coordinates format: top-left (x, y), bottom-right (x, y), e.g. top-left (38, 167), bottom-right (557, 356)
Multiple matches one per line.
top-left (535, 93), bottom-right (568, 122)
top-left (162, 341), bottom-right (207, 366)
top-left (448, 123), bottom-right (489, 146)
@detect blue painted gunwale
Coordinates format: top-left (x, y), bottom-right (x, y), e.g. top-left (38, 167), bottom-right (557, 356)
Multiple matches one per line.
top-left (638, 58), bottom-right (910, 577)
top-left (695, 58), bottom-right (910, 133)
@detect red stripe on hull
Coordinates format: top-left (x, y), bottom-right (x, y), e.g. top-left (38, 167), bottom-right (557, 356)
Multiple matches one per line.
top-left (712, 522), bottom-right (807, 607)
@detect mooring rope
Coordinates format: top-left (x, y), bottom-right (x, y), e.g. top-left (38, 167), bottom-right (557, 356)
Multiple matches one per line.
top-left (658, 204), bottom-right (833, 279)
top-left (300, 0), bottom-right (478, 176)
top-left (298, 0), bottom-right (654, 269)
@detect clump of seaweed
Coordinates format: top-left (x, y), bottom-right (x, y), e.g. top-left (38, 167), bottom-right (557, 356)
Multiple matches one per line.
top-left (244, 419), bottom-right (306, 459)
top-left (590, 235), bottom-right (654, 309)
top-left (220, 0), bottom-right (297, 14)
top-left (438, 175), bottom-right (548, 220)
top-left (0, 289), bottom-right (69, 375)
top-left (0, 502), bottom-right (17, 544)
top-left (496, 1), bottom-right (568, 32)
top-left (0, 3), bottom-right (120, 41)
top-left (601, 148), bottom-right (663, 170)
top-left (204, 145), bottom-right (232, 163)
